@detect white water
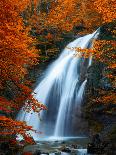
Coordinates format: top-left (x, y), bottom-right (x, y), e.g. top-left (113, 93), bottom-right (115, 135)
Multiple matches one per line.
top-left (17, 29), bottom-right (99, 139)
top-left (77, 149), bottom-right (87, 155)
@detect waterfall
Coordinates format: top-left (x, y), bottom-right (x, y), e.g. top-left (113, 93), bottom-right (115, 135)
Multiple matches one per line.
top-left (17, 29), bottom-right (99, 139)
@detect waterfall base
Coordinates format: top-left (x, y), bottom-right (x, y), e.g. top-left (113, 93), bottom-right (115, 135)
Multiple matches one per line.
top-left (23, 136), bottom-right (89, 155)
top-left (35, 136), bottom-right (88, 142)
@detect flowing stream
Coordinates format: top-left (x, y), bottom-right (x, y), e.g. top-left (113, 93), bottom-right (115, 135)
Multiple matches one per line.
top-left (17, 29), bottom-right (99, 140)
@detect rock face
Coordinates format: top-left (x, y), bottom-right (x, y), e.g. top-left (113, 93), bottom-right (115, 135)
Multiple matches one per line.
top-left (84, 23), bottom-right (116, 154)
top-left (87, 133), bottom-right (116, 154)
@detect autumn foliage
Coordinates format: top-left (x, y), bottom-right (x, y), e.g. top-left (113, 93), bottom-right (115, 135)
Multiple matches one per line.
top-left (0, 0), bottom-right (46, 145)
top-left (92, 38), bottom-right (116, 105)
top-left (43, 0), bottom-right (115, 32)
top-left (94, 0), bottom-right (116, 23)
top-left (0, 116), bottom-right (35, 143)
top-left (0, 0), bottom-right (38, 88)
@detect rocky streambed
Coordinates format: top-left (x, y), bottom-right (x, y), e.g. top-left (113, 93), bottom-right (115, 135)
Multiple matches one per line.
top-left (22, 137), bottom-right (89, 155)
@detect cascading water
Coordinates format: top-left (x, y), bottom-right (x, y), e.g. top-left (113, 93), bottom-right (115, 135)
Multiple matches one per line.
top-left (17, 29), bottom-right (99, 139)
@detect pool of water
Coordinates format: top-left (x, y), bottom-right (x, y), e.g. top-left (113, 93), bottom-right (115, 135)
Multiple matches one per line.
top-left (36, 136), bottom-right (87, 141)
top-left (23, 136), bottom-right (89, 155)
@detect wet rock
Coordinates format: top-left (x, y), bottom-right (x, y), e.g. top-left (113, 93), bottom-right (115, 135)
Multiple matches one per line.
top-left (61, 147), bottom-right (71, 153)
top-left (34, 150), bottom-right (41, 155)
top-left (54, 152), bottom-right (61, 155)
top-left (61, 141), bottom-right (65, 144)
top-left (23, 152), bottom-right (33, 155)
top-left (71, 144), bottom-right (78, 149)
